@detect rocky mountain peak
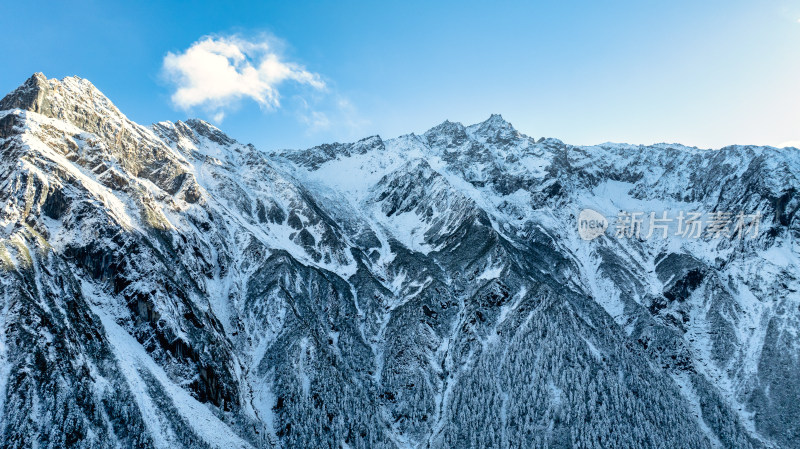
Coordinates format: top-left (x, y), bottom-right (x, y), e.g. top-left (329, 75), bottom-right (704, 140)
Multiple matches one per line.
top-left (483, 113), bottom-right (512, 128)
top-left (0, 73), bottom-right (121, 122)
top-left (0, 73), bottom-right (195, 198)
top-left (466, 113), bottom-right (523, 143)
top-left (424, 119), bottom-right (469, 148)
top-left (0, 72), bottom-right (48, 112)
top-left (424, 119), bottom-right (466, 136)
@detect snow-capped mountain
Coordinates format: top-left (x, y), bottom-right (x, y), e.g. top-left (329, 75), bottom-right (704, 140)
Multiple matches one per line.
top-left (0, 73), bottom-right (797, 448)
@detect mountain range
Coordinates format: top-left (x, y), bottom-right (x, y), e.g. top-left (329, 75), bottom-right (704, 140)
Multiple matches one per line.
top-left (0, 73), bottom-right (798, 448)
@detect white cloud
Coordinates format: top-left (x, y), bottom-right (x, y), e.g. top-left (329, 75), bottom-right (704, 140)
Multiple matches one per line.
top-left (163, 35), bottom-right (325, 120)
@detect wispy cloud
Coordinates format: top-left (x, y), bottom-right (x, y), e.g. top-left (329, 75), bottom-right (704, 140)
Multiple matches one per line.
top-left (163, 34), bottom-right (325, 121)
top-left (294, 95), bottom-right (369, 137)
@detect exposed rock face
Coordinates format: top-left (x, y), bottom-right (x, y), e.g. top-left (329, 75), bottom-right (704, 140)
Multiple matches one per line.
top-left (0, 74), bottom-right (798, 448)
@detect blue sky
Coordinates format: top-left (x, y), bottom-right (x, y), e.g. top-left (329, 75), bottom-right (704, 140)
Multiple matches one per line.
top-left (2, 0), bottom-right (799, 150)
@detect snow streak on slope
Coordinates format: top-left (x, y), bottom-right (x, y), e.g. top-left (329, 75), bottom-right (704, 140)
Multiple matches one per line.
top-left (86, 282), bottom-right (253, 449)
